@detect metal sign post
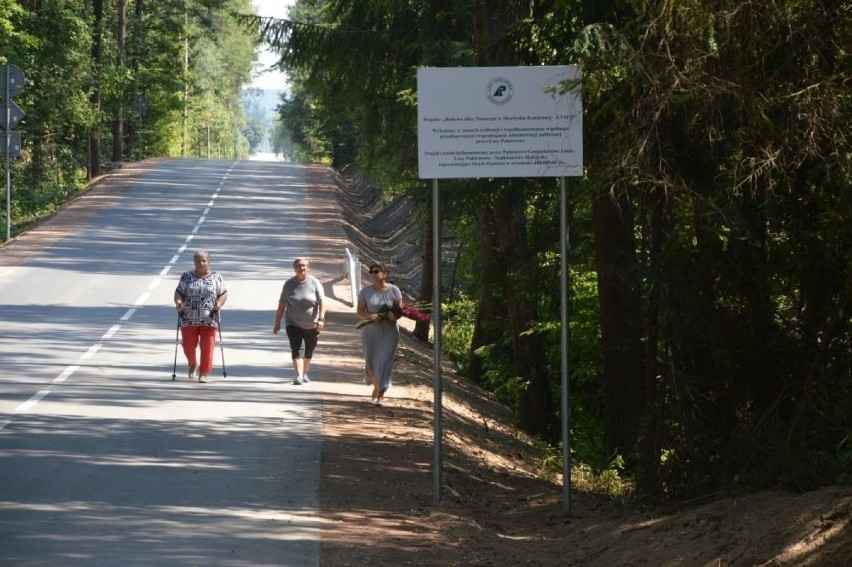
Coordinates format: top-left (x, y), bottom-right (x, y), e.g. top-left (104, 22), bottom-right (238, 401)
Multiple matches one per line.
top-left (560, 176), bottom-right (572, 513)
top-left (432, 178), bottom-right (443, 505)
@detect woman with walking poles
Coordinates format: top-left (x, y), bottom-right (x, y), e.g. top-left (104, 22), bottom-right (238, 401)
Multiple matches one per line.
top-left (174, 250), bottom-right (229, 383)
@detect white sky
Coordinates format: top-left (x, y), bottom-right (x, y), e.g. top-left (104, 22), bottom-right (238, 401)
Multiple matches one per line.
top-left (250, 0), bottom-right (295, 90)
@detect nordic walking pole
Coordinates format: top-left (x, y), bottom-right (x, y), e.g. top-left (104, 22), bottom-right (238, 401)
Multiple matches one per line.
top-left (171, 312), bottom-right (181, 380)
top-left (214, 310), bottom-right (227, 378)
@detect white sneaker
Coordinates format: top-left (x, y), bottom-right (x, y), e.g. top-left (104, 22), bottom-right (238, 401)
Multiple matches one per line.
top-left (301, 374), bottom-right (311, 383)
top-left (292, 376), bottom-right (304, 385)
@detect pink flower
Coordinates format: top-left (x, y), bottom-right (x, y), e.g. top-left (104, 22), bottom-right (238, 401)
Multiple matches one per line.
top-left (393, 300), bottom-right (431, 322)
top-left (356, 300), bottom-right (431, 329)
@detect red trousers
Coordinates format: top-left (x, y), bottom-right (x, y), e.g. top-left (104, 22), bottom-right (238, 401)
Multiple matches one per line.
top-left (180, 325), bottom-right (217, 375)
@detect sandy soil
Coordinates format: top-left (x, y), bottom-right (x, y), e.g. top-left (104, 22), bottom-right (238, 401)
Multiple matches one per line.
top-left (5, 159), bottom-right (850, 567)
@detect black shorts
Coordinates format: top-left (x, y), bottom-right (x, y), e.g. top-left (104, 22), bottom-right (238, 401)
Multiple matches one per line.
top-left (285, 325), bottom-right (319, 359)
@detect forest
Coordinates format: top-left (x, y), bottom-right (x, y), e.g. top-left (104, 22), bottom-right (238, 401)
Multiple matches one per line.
top-left (2, 0), bottom-right (850, 500)
top-left (0, 0), bottom-right (263, 239)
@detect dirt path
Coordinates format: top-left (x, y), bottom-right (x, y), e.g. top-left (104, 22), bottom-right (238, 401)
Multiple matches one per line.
top-left (301, 165), bottom-right (448, 564)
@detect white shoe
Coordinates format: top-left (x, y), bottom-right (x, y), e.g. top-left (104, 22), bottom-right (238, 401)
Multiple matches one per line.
top-left (292, 376), bottom-right (304, 385)
top-left (301, 374), bottom-right (311, 383)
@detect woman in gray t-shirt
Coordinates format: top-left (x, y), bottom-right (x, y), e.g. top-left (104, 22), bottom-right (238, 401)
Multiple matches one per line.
top-left (273, 258), bottom-right (326, 384)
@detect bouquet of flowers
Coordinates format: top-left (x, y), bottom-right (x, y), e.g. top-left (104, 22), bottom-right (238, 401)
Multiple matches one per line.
top-left (356, 300), bottom-right (431, 329)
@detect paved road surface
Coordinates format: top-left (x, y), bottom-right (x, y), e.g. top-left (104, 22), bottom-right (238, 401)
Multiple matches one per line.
top-left (0, 159), bottom-right (338, 566)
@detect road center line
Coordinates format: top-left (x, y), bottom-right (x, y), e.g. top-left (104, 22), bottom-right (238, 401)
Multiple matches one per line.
top-left (102, 325), bottom-right (121, 340)
top-left (53, 365), bottom-right (80, 384)
top-left (81, 344), bottom-right (101, 359)
top-left (16, 390), bottom-right (50, 413)
top-left (0, 165), bottom-right (236, 431)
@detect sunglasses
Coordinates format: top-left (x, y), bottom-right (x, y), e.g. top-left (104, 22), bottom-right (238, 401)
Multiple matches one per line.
top-left (370, 269), bottom-right (382, 274)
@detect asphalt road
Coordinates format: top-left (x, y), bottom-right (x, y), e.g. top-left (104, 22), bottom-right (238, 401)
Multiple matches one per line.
top-left (0, 158), bottom-right (323, 566)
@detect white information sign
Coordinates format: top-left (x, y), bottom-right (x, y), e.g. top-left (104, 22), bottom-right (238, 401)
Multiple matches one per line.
top-left (417, 65), bottom-right (582, 179)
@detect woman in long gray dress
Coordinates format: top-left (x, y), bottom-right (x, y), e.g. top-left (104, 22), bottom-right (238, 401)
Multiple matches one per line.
top-left (356, 262), bottom-right (402, 405)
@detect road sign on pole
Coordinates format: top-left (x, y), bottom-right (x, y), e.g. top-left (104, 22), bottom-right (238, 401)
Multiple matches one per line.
top-left (0, 131), bottom-right (21, 156)
top-left (417, 66), bottom-right (583, 512)
top-left (2, 63), bottom-right (26, 241)
top-left (0, 63), bottom-right (24, 97)
top-left (0, 100), bottom-right (24, 129)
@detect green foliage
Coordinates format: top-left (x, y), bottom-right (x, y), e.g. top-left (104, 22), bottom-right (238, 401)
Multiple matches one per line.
top-left (0, 1), bottom-right (33, 59)
top-left (538, 440), bottom-right (632, 499)
top-left (10, 144), bottom-right (87, 226)
top-left (0, 0), bottom-right (259, 242)
top-left (440, 294), bottom-right (477, 375)
top-left (0, 1), bottom-right (93, 240)
top-left (256, 0), bottom-right (475, 176)
top-left (470, 341), bottom-right (524, 411)
top-left (243, 116), bottom-right (266, 153)
top-left (178, 0), bottom-right (255, 159)
top-left (572, 455), bottom-right (632, 498)
top-left (269, 113), bottom-right (295, 160)
top-left (537, 438), bottom-right (563, 481)
top-left (579, 0), bottom-right (851, 498)
top-left (441, 280), bottom-right (516, 405)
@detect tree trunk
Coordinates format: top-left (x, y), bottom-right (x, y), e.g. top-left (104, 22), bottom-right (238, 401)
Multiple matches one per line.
top-left (112, 0), bottom-right (127, 162)
top-left (468, 1), bottom-right (555, 438)
top-left (494, 184), bottom-right (555, 439)
top-left (468, 0), bottom-right (519, 384)
top-left (125, 0), bottom-right (144, 161)
top-left (592, 187), bottom-right (646, 463)
top-left (89, 0), bottom-right (104, 178)
top-left (663, 193), bottom-right (731, 487)
top-left (469, 193), bottom-right (506, 382)
top-left (639, 189), bottom-right (665, 495)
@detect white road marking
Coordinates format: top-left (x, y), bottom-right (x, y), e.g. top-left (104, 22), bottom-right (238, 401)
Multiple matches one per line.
top-left (102, 325), bottom-right (121, 340)
top-left (17, 390), bottom-right (51, 413)
top-left (0, 163), bottom-right (240, 431)
top-left (53, 365), bottom-right (80, 384)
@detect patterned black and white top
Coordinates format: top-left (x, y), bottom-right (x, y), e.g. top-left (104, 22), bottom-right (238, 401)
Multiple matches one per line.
top-left (175, 270), bottom-right (228, 327)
